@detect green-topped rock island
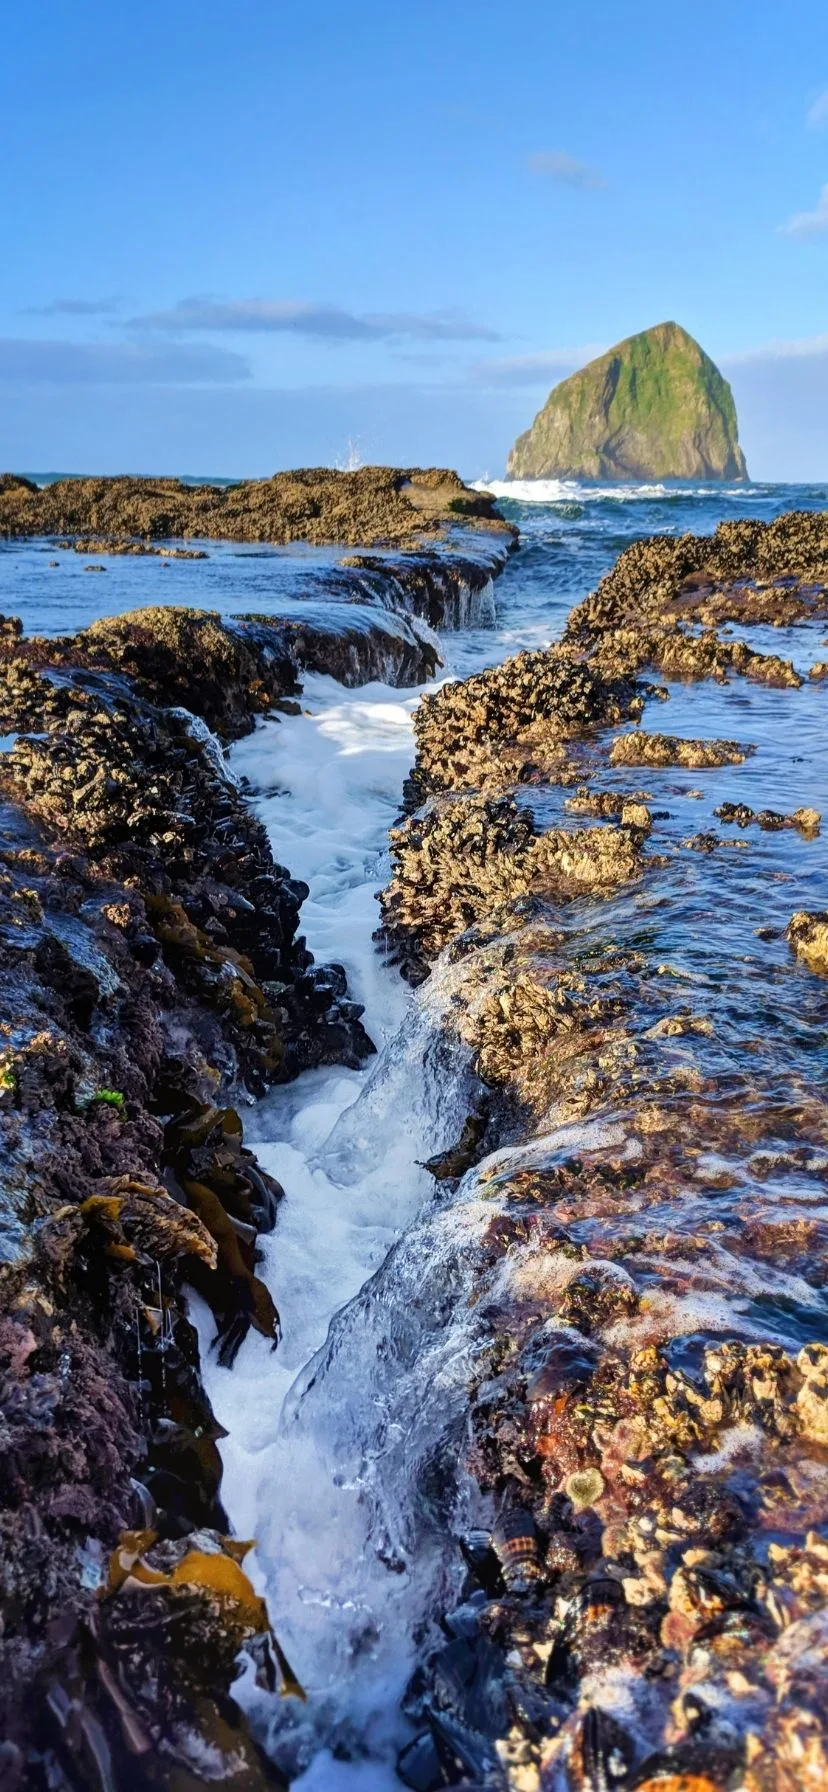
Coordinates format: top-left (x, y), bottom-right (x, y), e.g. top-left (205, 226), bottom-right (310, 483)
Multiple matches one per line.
top-left (507, 319), bottom-right (748, 482)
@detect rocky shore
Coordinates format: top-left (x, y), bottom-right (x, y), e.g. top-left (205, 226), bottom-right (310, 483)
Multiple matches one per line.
top-left (3, 491), bottom-right (826, 1792)
top-left (0, 467), bottom-right (512, 550)
top-left (0, 508), bottom-right (512, 1789)
top-left (375, 513), bottom-right (828, 1790)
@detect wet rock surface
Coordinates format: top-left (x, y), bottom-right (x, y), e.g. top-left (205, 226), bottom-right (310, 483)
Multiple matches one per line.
top-left (608, 733), bottom-right (752, 770)
top-left (564, 512), bottom-right (828, 690)
top-left (0, 466), bottom-right (514, 550)
top-left (0, 496), bottom-right (520, 1786)
top-left (787, 911), bottom-right (828, 977)
top-left (377, 511), bottom-right (828, 1790)
top-left (0, 597), bottom-right (397, 1782)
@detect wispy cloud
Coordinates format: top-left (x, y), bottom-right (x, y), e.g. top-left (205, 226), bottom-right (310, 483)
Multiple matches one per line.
top-left (806, 89), bottom-right (828, 129)
top-left (469, 344), bottom-right (606, 387)
top-left (131, 298), bottom-right (500, 343)
top-left (0, 338), bottom-right (250, 384)
top-left (25, 296), bottom-right (123, 317)
top-left (723, 332), bottom-right (828, 365)
top-left (527, 151), bottom-right (607, 190)
top-left (779, 184), bottom-right (828, 239)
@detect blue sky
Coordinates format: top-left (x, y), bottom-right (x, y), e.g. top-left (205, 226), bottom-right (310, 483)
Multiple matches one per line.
top-left (3, 0), bottom-right (828, 479)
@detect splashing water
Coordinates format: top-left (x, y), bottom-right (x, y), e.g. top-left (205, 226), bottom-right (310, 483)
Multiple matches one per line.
top-left (335, 438), bottom-right (364, 473)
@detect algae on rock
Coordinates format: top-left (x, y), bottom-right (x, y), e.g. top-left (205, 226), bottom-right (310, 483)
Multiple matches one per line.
top-left (507, 321), bottom-right (748, 482)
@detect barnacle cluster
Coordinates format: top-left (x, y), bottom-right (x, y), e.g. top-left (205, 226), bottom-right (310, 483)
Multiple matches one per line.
top-left (386, 511), bottom-right (828, 1790)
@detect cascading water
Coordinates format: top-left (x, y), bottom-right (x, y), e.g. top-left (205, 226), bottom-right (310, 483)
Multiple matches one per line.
top-left (194, 608), bottom-right (520, 1784)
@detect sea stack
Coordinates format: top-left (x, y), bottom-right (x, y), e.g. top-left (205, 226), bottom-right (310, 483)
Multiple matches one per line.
top-left (507, 321), bottom-right (748, 482)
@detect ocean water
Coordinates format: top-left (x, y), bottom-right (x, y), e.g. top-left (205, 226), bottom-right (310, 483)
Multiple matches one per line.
top-left (0, 535), bottom-right (444, 639)
top-left (5, 480), bottom-right (827, 1784)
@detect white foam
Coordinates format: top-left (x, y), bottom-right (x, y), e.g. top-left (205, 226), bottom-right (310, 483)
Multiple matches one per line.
top-left (473, 477), bottom-right (760, 504)
top-left (231, 672), bottom-right (421, 1040)
top-left (197, 638), bottom-right (517, 1774)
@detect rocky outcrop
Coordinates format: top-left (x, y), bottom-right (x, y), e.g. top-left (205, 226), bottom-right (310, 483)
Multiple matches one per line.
top-left (563, 509), bottom-right (828, 689)
top-left (0, 606), bottom-right (379, 1785)
top-left (608, 731), bottom-right (752, 768)
top-left (507, 321), bottom-right (748, 481)
top-left (788, 910), bottom-right (828, 975)
top-left (379, 510), bottom-right (828, 1792)
top-left (0, 466), bottom-right (514, 549)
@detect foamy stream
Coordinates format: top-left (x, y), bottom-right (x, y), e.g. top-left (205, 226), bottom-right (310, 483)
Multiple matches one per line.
top-left (194, 612), bottom-right (521, 1786)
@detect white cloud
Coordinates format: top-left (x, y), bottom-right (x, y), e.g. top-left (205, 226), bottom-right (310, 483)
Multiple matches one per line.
top-left (527, 151), bottom-right (607, 190)
top-left (806, 89), bottom-right (828, 128)
top-left (25, 297), bottom-right (123, 318)
top-left (131, 298), bottom-right (500, 343)
top-left (779, 184), bottom-right (828, 238)
top-left (723, 332), bottom-right (828, 365)
top-left (469, 344), bottom-right (606, 387)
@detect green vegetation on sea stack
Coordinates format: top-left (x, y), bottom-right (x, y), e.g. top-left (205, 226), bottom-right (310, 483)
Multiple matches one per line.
top-left (508, 321), bottom-right (748, 482)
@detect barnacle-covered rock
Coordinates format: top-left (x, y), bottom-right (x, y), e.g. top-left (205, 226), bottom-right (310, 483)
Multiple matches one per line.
top-left (0, 588), bottom-right (389, 1774)
top-left (609, 732), bottom-right (752, 770)
top-left (379, 794), bottom-right (645, 977)
top-left (557, 1262), bottom-right (639, 1334)
top-left (408, 643), bottom-right (641, 801)
top-left (384, 505), bottom-right (828, 1792)
top-left (787, 911), bottom-right (828, 977)
top-left (0, 464), bottom-right (513, 549)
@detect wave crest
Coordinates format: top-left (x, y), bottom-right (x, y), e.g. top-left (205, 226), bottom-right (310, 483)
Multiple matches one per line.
top-left (473, 477), bottom-right (762, 505)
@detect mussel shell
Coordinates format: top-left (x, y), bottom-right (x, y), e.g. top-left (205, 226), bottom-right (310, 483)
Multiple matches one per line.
top-left (431, 1636), bottom-right (511, 1739)
top-left (492, 1510), bottom-right (542, 1589)
top-left (396, 1730), bottom-right (443, 1792)
top-left (548, 1578), bottom-right (631, 1684)
top-left (572, 1576), bottom-right (626, 1621)
top-left (462, 1526), bottom-right (494, 1566)
top-left (459, 1528), bottom-right (503, 1595)
top-left (444, 1591), bottom-right (488, 1640)
top-left (526, 1336), bottom-right (600, 1401)
top-left (632, 1738), bottom-right (742, 1792)
top-left (575, 1705), bottom-right (636, 1789)
top-left (428, 1705), bottom-right (504, 1785)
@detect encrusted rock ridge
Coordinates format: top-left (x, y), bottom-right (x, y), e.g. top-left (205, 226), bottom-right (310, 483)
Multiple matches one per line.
top-left (378, 511), bottom-right (828, 1792)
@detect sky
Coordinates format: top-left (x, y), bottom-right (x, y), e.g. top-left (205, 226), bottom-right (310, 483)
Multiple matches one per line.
top-left (3, 0), bottom-right (828, 481)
